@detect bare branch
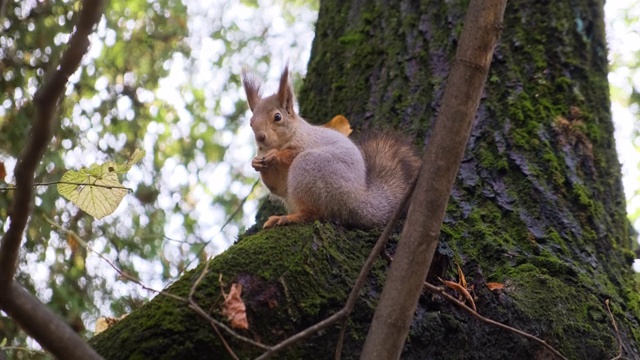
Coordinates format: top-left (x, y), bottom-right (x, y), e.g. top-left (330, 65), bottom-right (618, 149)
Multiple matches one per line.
top-left (257, 177), bottom-right (418, 360)
top-left (605, 299), bottom-right (624, 360)
top-left (0, 0), bottom-right (7, 23)
top-left (0, 0), bottom-right (106, 286)
top-left (0, 181), bottom-right (134, 192)
top-left (180, 179), bottom-right (261, 276)
top-left (188, 265), bottom-right (240, 360)
top-left (0, 2), bottom-right (105, 358)
top-left (49, 218), bottom-right (268, 353)
top-left (360, 1), bottom-right (507, 358)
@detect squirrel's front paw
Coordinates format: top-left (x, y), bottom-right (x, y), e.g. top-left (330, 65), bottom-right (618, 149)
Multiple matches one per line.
top-left (251, 156), bottom-right (267, 171)
top-left (261, 149), bottom-right (278, 165)
top-left (251, 150), bottom-right (278, 171)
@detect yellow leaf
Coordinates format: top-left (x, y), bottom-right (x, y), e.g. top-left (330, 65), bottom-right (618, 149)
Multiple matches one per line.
top-left (94, 314), bottom-right (128, 335)
top-left (67, 233), bottom-right (79, 253)
top-left (57, 170), bottom-right (127, 219)
top-left (456, 260), bottom-right (467, 289)
top-left (322, 115), bottom-right (352, 136)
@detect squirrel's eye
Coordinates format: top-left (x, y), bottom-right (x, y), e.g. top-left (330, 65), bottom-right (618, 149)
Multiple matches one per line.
top-left (274, 113), bottom-right (282, 122)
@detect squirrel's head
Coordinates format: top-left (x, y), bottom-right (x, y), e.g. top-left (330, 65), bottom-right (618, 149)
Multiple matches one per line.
top-left (242, 65), bottom-right (298, 152)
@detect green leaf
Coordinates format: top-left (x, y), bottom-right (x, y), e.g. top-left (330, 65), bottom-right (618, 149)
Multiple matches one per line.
top-left (57, 169), bottom-right (128, 220)
top-left (56, 149), bottom-right (144, 219)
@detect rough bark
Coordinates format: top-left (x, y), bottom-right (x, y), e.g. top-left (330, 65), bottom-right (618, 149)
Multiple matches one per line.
top-left (91, 0), bottom-right (640, 359)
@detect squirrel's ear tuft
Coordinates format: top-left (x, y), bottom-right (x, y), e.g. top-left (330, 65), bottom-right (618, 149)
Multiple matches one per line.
top-left (242, 68), bottom-right (262, 112)
top-left (277, 64), bottom-right (295, 115)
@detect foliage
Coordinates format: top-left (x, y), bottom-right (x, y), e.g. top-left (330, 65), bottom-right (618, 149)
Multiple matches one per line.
top-left (0, 0), bottom-right (317, 351)
top-left (57, 149), bottom-right (144, 219)
top-left (606, 0), bottom-right (640, 245)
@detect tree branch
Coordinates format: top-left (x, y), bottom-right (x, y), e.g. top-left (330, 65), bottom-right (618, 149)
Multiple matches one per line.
top-left (0, 0), bottom-right (105, 358)
top-left (0, 0), bottom-right (105, 285)
top-left (360, 1), bottom-right (507, 358)
top-left (0, 282), bottom-right (101, 359)
top-left (0, 0), bottom-right (7, 23)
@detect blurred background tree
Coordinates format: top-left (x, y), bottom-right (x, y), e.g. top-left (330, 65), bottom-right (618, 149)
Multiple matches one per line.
top-left (1, 0), bottom-right (639, 357)
top-left (607, 0), bottom-right (640, 259)
top-left (0, 0), bottom-right (316, 355)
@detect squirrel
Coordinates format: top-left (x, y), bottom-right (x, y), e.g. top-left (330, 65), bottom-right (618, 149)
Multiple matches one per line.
top-left (242, 65), bottom-right (421, 229)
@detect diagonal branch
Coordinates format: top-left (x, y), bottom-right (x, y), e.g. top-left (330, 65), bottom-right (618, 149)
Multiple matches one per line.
top-left (360, 1), bottom-right (508, 358)
top-left (0, 0), bottom-right (105, 287)
top-left (0, 1), bottom-right (105, 359)
top-left (0, 0), bottom-right (7, 24)
top-left (0, 282), bottom-right (102, 359)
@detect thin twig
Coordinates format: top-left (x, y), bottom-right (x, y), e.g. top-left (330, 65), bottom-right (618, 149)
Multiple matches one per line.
top-left (333, 177), bottom-right (417, 360)
top-left (188, 302), bottom-right (271, 351)
top-left (0, 0), bottom-right (105, 286)
top-left (605, 299), bottom-right (624, 360)
top-left (0, 1), bottom-right (105, 359)
top-left (180, 179), bottom-right (260, 277)
top-left (46, 216), bottom-right (185, 302)
top-left (253, 177), bottom-right (418, 360)
top-left (47, 217), bottom-right (269, 352)
top-left (0, 181), bottom-right (133, 192)
top-left (438, 277), bottom-right (476, 312)
top-left (255, 309), bottom-right (347, 360)
top-left (423, 282), bottom-right (567, 360)
top-left (188, 263), bottom-right (240, 360)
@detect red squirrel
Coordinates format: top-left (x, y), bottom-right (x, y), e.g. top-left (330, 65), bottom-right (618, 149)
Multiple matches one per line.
top-left (243, 66), bottom-right (420, 229)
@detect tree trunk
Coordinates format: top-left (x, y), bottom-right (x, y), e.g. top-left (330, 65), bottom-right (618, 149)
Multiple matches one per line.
top-left (91, 0), bottom-right (640, 359)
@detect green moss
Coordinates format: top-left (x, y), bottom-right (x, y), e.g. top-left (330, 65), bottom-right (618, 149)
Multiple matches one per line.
top-left (571, 183), bottom-right (595, 212)
top-left (504, 265), bottom-right (617, 358)
top-left (338, 32), bottom-right (365, 45)
top-left (542, 149), bottom-right (565, 187)
top-left (477, 145), bottom-right (508, 171)
top-left (91, 223), bottom-right (386, 359)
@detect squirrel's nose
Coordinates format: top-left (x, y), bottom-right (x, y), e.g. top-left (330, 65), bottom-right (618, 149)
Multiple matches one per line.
top-left (254, 132), bottom-right (266, 143)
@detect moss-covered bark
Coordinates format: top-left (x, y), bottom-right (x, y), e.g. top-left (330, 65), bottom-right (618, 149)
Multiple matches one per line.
top-left (92, 0), bottom-right (640, 359)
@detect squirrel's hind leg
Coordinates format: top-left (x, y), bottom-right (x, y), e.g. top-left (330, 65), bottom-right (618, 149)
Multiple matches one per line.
top-left (263, 212), bottom-right (316, 229)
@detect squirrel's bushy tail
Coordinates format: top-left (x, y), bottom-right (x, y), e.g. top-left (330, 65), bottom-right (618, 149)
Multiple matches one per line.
top-left (354, 132), bottom-right (421, 227)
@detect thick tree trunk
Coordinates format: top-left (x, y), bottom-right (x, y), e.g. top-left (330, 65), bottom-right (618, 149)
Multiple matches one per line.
top-left (91, 0), bottom-right (640, 359)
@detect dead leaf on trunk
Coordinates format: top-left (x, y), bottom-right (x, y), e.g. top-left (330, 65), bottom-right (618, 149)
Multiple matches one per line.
top-left (94, 314), bottom-right (128, 334)
top-left (486, 282), bottom-right (504, 291)
top-left (222, 283), bottom-right (249, 330)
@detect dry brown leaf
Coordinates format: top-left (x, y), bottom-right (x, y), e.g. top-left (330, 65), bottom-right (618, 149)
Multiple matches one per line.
top-left (486, 282), bottom-right (504, 291)
top-left (94, 314), bottom-right (128, 334)
top-left (455, 261), bottom-right (467, 289)
top-left (67, 233), bottom-right (79, 253)
top-left (440, 277), bottom-right (477, 312)
top-left (222, 283), bottom-right (249, 330)
top-left (0, 162), bottom-right (6, 180)
top-left (322, 115), bottom-right (352, 136)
